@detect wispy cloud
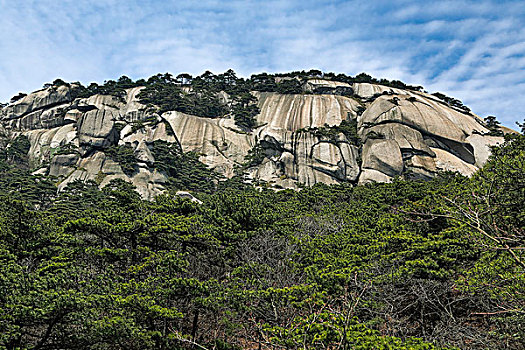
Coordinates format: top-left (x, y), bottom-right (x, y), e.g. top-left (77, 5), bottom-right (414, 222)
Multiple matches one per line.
top-left (0, 0), bottom-right (523, 128)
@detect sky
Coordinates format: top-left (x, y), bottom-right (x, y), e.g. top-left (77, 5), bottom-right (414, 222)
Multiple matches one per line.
top-left (0, 0), bottom-right (524, 129)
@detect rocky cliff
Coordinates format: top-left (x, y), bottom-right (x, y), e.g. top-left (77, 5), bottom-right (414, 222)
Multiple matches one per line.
top-left (0, 77), bottom-right (504, 198)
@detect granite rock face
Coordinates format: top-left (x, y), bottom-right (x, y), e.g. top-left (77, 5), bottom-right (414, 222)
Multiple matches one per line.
top-left (1, 85), bottom-right (72, 126)
top-left (0, 79), bottom-right (504, 198)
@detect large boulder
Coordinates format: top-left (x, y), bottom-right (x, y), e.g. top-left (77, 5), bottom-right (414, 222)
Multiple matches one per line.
top-left (361, 123), bottom-right (435, 157)
top-left (77, 109), bottom-right (119, 149)
top-left (1, 85), bottom-right (72, 122)
top-left (358, 168), bottom-right (393, 184)
top-left (24, 124), bottom-right (77, 164)
top-left (361, 139), bottom-right (404, 177)
top-left (359, 94), bottom-right (488, 143)
top-left (49, 153), bottom-right (79, 177)
top-left (466, 133), bottom-right (503, 167)
top-left (431, 147), bottom-right (478, 176)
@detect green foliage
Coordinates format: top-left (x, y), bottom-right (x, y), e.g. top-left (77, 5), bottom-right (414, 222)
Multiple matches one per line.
top-left (483, 115), bottom-right (504, 136)
top-left (267, 315), bottom-right (444, 349)
top-left (3, 135), bottom-right (31, 167)
top-left (52, 143), bottom-right (79, 156)
top-left (300, 119), bottom-right (361, 146)
top-left (516, 119), bottom-right (525, 134)
top-left (0, 135), bottom-right (33, 177)
top-left (127, 115), bottom-right (160, 135)
top-left (250, 73), bottom-right (278, 92)
top-left (0, 165), bottom-right (508, 348)
top-left (244, 141), bottom-right (266, 168)
top-left (431, 92), bottom-right (471, 114)
top-left (269, 70), bottom-right (423, 92)
top-left (104, 144), bottom-right (137, 176)
top-left (9, 92), bottom-right (27, 103)
top-left (250, 69), bottom-right (427, 99)
top-left (71, 75), bottom-right (141, 101)
top-left (138, 72), bottom-right (227, 118)
top-left (138, 71), bottom-right (260, 130)
top-left (276, 78), bottom-right (304, 94)
top-left (452, 134), bottom-right (525, 301)
top-left (150, 140), bottom-right (218, 193)
top-left (2, 94), bottom-right (523, 349)
top-left (232, 92), bottom-right (258, 130)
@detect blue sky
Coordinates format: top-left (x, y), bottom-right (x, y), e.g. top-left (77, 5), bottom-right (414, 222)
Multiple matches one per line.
top-left (1, 0), bottom-right (524, 128)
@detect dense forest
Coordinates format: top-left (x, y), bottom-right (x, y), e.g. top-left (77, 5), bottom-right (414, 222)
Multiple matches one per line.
top-left (0, 92), bottom-right (524, 350)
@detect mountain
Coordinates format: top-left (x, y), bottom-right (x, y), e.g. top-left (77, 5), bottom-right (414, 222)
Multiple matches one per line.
top-left (0, 72), bottom-right (505, 198)
top-left (1, 72), bottom-right (524, 349)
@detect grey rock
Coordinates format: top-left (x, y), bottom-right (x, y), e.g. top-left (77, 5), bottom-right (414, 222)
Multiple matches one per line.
top-left (362, 139), bottom-right (404, 177)
top-left (431, 148), bottom-right (478, 176)
top-left (77, 109), bottom-right (119, 149)
top-left (359, 94), bottom-right (488, 143)
top-left (49, 153), bottom-right (79, 177)
top-left (353, 83), bottom-right (405, 99)
top-left (358, 168), bottom-right (393, 184)
top-left (134, 140), bottom-right (155, 165)
top-left (362, 123), bottom-right (435, 157)
top-left (1, 85), bottom-right (72, 122)
top-left (466, 134), bottom-right (503, 167)
top-left (1, 80), bottom-right (506, 198)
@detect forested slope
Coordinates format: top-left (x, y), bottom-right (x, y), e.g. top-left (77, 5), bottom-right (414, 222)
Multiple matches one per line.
top-left (0, 122), bottom-right (523, 349)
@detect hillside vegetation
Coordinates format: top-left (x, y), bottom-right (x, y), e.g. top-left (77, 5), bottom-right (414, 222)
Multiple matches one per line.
top-left (0, 117), bottom-right (524, 350)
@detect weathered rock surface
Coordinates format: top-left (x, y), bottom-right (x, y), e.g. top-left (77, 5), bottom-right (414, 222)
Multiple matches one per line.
top-left (361, 123), bottom-right (435, 157)
top-left (0, 79), bottom-right (504, 198)
top-left (1, 85), bottom-right (72, 123)
top-left (77, 109), bottom-right (119, 149)
top-left (354, 89), bottom-right (500, 183)
top-left (353, 83), bottom-right (406, 99)
top-left (49, 153), bottom-right (79, 177)
top-left (255, 92), bottom-right (360, 129)
top-left (359, 95), bottom-right (488, 143)
top-left (304, 79), bottom-right (353, 95)
top-left (362, 139), bottom-right (404, 177)
top-left (466, 134), bottom-right (503, 167)
top-left (358, 168), bottom-right (394, 184)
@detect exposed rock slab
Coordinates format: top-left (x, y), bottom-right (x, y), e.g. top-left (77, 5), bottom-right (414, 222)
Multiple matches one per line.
top-left (358, 169), bottom-right (393, 184)
top-left (24, 124), bottom-right (77, 164)
top-left (431, 148), bottom-right (478, 176)
top-left (361, 123), bottom-right (435, 157)
top-left (362, 139), bottom-right (404, 177)
top-left (255, 92), bottom-right (360, 130)
top-left (162, 111), bottom-right (253, 178)
top-left (466, 134), bottom-right (503, 167)
top-left (49, 153), bottom-right (79, 177)
top-left (78, 109), bottom-right (119, 149)
top-left (1, 82), bottom-right (506, 198)
top-left (353, 83), bottom-right (406, 99)
top-left (1, 85), bottom-right (72, 122)
top-left (359, 95), bottom-right (488, 143)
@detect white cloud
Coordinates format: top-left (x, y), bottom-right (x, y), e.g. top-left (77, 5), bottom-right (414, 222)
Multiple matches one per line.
top-left (0, 0), bottom-right (523, 128)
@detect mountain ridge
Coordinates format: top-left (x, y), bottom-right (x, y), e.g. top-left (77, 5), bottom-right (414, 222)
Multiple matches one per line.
top-left (0, 71), bottom-right (506, 198)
